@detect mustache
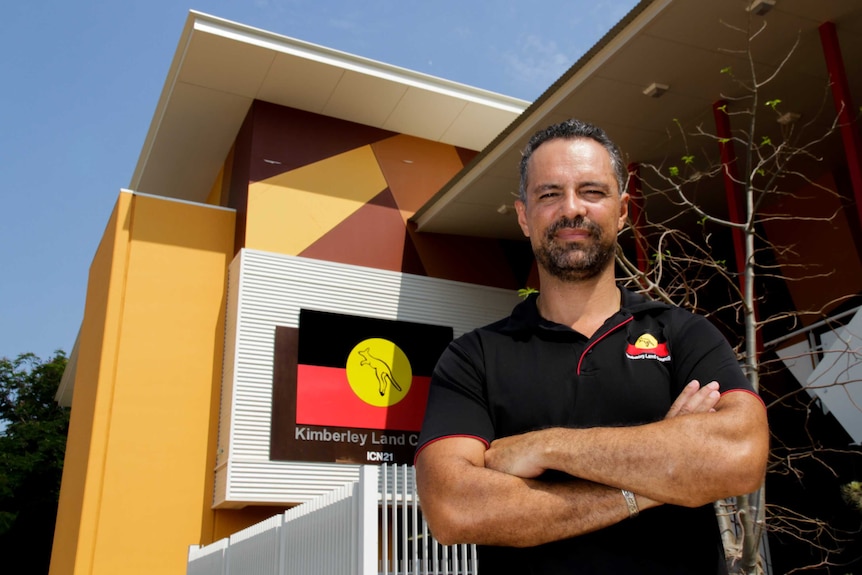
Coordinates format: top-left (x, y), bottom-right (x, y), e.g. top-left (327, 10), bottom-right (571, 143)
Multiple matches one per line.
top-left (546, 216), bottom-right (602, 239)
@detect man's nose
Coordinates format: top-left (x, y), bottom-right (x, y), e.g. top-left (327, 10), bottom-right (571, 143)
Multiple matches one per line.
top-left (559, 190), bottom-right (587, 218)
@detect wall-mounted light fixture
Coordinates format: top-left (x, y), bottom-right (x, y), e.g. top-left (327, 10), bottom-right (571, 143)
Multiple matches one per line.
top-left (643, 82), bottom-right (669, 98)
top-left (747, 0), bottom-right (775, 16)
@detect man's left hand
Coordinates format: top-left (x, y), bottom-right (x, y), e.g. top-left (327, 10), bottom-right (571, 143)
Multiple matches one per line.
top-left (485, 429), bottom-right (550, 479)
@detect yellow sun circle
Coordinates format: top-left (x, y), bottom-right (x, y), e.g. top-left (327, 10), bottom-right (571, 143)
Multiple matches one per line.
top-left (634, 333), bottom-right (659, 349)
top-left (345, 338), bottom-right (412, 407)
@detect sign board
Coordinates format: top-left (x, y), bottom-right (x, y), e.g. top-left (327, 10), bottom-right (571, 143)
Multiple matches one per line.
top-left (271, 309), bottom-right (452, 465)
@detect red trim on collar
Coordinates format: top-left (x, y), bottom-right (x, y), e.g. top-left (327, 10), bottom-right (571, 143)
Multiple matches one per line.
top-left (578, 316), bottom-right (634, 374)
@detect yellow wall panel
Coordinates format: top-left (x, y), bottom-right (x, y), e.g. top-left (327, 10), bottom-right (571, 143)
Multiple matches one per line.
top-left (51, 192), bottom-right (235, 575)
top-left (50, 194), bottom-right (134, 575)
top-left (245, 145), bottom-right (387, 254)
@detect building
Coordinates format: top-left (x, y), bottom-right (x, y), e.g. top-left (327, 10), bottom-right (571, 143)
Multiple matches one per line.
top-left (51, 1), bottom-right (862, 574)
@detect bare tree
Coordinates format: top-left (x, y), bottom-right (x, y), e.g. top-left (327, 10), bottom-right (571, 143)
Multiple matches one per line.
top-left (615, 16), bottom-right (862, 575)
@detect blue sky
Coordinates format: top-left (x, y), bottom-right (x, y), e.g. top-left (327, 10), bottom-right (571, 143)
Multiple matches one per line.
top-left (0, 0), bottom-right (638, 361)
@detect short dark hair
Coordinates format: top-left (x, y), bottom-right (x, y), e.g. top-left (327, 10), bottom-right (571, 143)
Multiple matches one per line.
top-left (518, 119), bottom-right (626, 202)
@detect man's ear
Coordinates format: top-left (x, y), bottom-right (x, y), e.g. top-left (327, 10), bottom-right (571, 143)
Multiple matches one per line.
top-left (515, 200), bottom-right (530, 238)
top-left (617, 192), bottom-right (630, 232)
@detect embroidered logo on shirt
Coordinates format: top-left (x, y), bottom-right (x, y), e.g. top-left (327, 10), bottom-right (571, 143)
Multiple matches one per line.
top-left (625, 333), bottom-right (671, 362)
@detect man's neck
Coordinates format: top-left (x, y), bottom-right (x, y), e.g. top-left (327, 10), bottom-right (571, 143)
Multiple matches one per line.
top-left (536, 270), bottom-right (621, 338)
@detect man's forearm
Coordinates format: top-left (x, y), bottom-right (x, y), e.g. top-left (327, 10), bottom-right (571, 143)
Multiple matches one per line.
top-left (415, 441), bottom-right (654, 547)
top-left (485, 391), bottom-right (768, 507)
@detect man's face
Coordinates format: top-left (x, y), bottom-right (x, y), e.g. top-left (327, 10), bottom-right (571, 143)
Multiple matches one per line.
top-left (515, 137), bottom-right (629, 281)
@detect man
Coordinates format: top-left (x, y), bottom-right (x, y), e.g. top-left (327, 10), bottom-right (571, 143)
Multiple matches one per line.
top-left (414, 119), bottom-right (769, 574)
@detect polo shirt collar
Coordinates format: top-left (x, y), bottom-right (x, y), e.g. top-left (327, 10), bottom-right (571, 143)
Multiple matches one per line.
top-left (500, 287), bottom-right (669, 335)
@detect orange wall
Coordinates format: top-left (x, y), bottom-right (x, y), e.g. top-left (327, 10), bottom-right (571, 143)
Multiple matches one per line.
top-left (761, 172), bottom-right (862, 318)
top-left (50, 192), bottom-right (235, 575)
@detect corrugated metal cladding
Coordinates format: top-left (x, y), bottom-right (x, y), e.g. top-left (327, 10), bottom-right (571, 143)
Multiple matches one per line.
top-left (215, 249), bottom-right (520, 507)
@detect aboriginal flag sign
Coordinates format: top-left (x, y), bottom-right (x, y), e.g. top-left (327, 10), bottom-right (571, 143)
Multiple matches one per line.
top-left (270, 309), bottom-right (452, 465)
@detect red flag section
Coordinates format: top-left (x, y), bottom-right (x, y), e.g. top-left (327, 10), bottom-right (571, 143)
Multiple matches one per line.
top-left (295, 365), bottom-right (431, 431)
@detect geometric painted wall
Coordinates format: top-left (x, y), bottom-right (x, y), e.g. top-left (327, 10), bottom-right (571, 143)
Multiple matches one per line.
top-left (228, 101), bottom-right (532, 290)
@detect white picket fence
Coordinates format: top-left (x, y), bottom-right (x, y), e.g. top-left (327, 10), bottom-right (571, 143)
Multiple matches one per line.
top-left (187, 464), bottom-right (477, 575)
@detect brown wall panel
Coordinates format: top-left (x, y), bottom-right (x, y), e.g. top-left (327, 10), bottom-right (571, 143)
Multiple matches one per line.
top-left (249, 102), bottom-right (396, 182)
top-left (298, 189), bottom-right (421, 274)
top-left (407, 225), bottom-right (520, 289)
top-left (455, 146), bottom-right (480, 168)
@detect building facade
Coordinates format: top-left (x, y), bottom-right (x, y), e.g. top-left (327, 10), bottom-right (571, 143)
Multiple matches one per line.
top-left (51, 1), bottom-right (862, 573)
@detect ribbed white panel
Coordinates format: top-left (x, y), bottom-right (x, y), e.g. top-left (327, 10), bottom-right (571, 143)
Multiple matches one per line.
top-left (190, 465), bottom-right (476, 575)
top-left (216, 249), bottom-right (520, 506)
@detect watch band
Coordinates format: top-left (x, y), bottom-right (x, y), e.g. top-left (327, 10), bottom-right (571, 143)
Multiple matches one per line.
top-left (621, 489), bottom-right (639, 518)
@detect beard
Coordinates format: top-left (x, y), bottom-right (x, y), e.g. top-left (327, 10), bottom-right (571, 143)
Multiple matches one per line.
top-left (534, 215), bottom-right (616, 281)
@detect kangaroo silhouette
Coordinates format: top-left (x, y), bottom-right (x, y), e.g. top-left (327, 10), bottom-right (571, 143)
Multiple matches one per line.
top-left (357, 348), bottom-right (403, 396)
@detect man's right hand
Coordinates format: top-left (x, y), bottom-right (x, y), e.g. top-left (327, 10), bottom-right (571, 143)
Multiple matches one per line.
top-left (665, 380), bottom-right (720, 419)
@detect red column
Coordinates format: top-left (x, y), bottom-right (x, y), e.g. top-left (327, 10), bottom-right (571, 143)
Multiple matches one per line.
top-left (819, 21), bottom-right (862, 228)
top-left (712, 100), bottom-right (746, 279)
top-left (626, 163), bottom-right (648, 273)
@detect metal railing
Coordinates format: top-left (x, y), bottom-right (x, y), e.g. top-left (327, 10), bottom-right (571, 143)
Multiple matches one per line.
top-left (187, 464), bottom-right (477, 575)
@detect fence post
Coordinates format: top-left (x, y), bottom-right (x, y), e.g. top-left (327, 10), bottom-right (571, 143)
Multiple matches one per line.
top-left (357, 465), bottom-right (379, 575)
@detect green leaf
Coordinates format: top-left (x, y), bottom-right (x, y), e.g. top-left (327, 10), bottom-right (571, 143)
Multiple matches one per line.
top-left (682, 155), bottom-right (695, 165)
top-left (761, 136), bottom-right (772, 147)
top-left (766, 99), bottom-right (782, 110)
top-left (757, 168), bottom-right (766, 177)
top-left (719, 138), bottom-right (730, 144)
top-left (720, 66), bottom-right (732, 75)
top-left (669, 166), bottom-right (680, 177)
top-left (517, 287), bottom-right (539, 299)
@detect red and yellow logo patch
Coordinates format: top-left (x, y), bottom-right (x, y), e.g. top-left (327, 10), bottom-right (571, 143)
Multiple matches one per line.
top-left (625, 333), bottom-right (671, 362)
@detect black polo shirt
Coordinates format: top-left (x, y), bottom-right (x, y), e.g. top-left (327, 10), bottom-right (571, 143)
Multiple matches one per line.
top-left (417, 288), bottom-right (756, 574)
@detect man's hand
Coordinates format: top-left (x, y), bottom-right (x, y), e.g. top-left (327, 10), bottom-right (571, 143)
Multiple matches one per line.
top-left (665, 380), bottom-right (720, 419)
top-left (485, 380), bottom-right (721, 478)
top-left (484, 429), bottom-right (548, 478)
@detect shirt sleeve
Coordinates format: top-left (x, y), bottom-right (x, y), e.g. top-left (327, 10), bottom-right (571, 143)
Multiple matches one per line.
top-left (415, 330), bottom-right (496, 458)
top-left (668, 310), bottom-right (755, 396)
